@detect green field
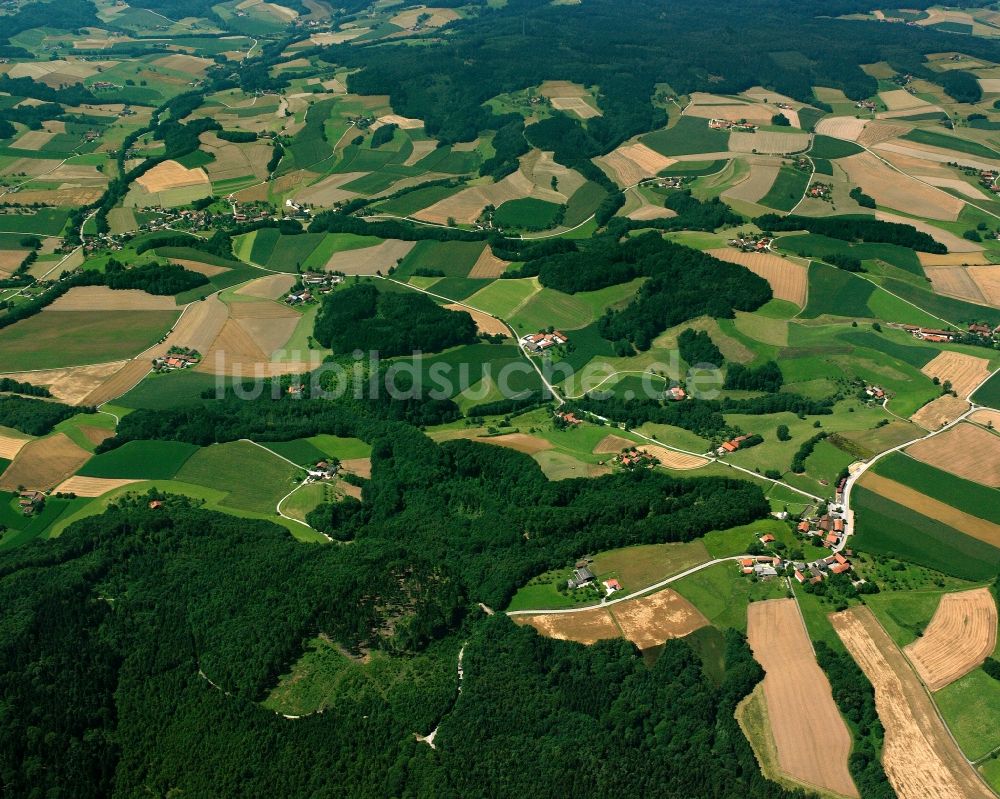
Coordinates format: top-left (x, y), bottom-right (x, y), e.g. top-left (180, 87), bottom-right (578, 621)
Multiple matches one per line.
top-left (117, 371), bottom-right (226, 410)
top-left (902, 128), bottom-right (1000, 160)
top-left (777, 232), bottom-right (924, 276)
top-left (466, 278), bottom-right (540, 318)
top-left (0, 208), bottom-right (69, 235)
top-left (873, 453), bottom-right (1000, 524)
top-left (974, 371), bottom-right (1000, 408)
top-left (493, 198), bottom-right (564, 230)
top-left (641, 117), bottom-right (731, 157)
top-left (0, 310), bottom-right (179, 371)
top-left (509, 279), bottom-right (643, 334)
top-left (759, 166), bottom-right (811, 211)
top-left (852, 486), bottom-right (1000, 580)
top-left (563, 181), bottom-right (608, 227)
top-left (865, 589), bottom-right (949, 647)
top-left (800, 262), bottom-right (876, 318)
top-left (376, 184), bottom-right (465, 217)
top-left (260, 438), bottom-right (328, 466)
top-left (307, 435), bottom-right (372, 461)
top-left (809, 135), bottom-right (863, 159)
top-left (396, 240), bottom-right (486, 278)
top-left (175, 441), bottom-right (302, 515)
top-left (77, 441), bottom-right (199, 480)
top-left (936, 668), bottom-right (1000, 761)
top-left (672, 561), bottom-right (788, 631)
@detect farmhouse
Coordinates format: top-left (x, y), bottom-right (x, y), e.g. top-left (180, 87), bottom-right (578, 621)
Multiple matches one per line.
top-left (603, 578), bottom-right (621, 594)
top-left (567, 567), bottom-right (596, 589)
top-left (555, 410), bottom-right (583, 426)
top-left (616, 447), bottom-right (658, 470)
top-left (153, 347), bottom-right (201, 372)
top-left (307, 460), bottom-right (337, 479)
top-left (717, 434), bottom-right (753, 455)
top-left (18, 490), bottom-right (43, 516)
top-left (520, 331), bottom-right (568, 352)
top-left (667, 386), bottom-right (686, 401)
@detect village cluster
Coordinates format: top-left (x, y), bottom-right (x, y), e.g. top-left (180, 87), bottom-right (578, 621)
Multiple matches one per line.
top-left (727, 233), bottom-right (773, 252)
top-left (519, 330), bottom-right (568, 353)
top-left (708, 118), bottom-right (758, 132)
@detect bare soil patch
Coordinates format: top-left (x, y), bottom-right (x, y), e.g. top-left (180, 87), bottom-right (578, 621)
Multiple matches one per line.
top-left (374, 114), bottom-right (424, 130)
top-left (918, 252), bottom-right (995, 267)
top-left (153, 53), bottom-right (213, 74)
top-left (441, 304), bottom-right (508, 336)
top-left (168, 258), bottom-right (229, 277)
top-left (593, 434), bottom-right (636, 454)
top-left (549, 96), bottom-right (600, 119)
top-left (904, 588), bottom-right (997, 691)
top-left (831, 606), bottom-right (995, 799)
top-left (707, 248), bottom-right (807, 307)
top-left (610, 589), bottom-right (708, 649)
top-left (134, 159), bottom-right (210, 192)
top-left (476, 433), bottom-right (552, 455)
top-left (907, 422), bottom-right (1000, 488)
top-left (0, 250), bottom-right (27, 274)
top-left (339, 458), bottom-right (371, 479)
top-left (324, 240), bottom-right (416, 274)
top-left (515, 608), bottom-right (620, 645)
top-left (55, 475), bottom-right (140, 497)
top-left (403, 139), bottom-right (438, 167)
top-left (748, 599), bottom-right (858, 798)
top-left (0, 361), bottom-right (128, 405)
top-left (920, 351), bottom-right (991, 399)
top-left (46, 286), bottom-right (177, 312)
top-left (293, 171), bottom-right (366, 206)
top-left (686, 102), bottom-right (775, 124)
top-left (880, 89), bottom-right (932, 111)
top-left (921, 176), bottom-right (991, 201)
top-left (840, 153), bottom-right (964, 221)
top-left (468, 246), bottom-right (509, 278)
top-left (909, 394), bottom-right (970, 432)
top-left (0, 433), bottom-right (90, 492)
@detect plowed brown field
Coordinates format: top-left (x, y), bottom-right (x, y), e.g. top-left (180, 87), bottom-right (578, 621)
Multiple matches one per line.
top-left (0, 433), bottom-right (90, 491)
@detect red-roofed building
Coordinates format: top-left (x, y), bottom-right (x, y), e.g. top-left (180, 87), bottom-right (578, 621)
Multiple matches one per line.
top-left (794, 569), bottom-right (806, 584)
top-left (830, 562), bottom-right (851, 575)
top-left (759, 533), bottom-right (776, 544)
top-left (603, 578), bottom-right (622, 592)
top-left (797, 521), bottom-right (810, 534)
top-left (825, 532), bottom-right (839, 546)
top-left (834, 553), bottom-right (849, 565)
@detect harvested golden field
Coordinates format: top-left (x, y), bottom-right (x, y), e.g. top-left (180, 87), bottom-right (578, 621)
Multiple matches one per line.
top-left (324, 240), bottom-right (416, 274)
top-left (967, 265), bottom-right (1000, 306)
top-left (640, 445), bottom-right (709, 470)
top-left (860, 472), bottom-right (1000, 545)
top-left (374, 114), bottom-right (424, 130)
top-left (477, 433), bottom-right (553, 455)
top-left (389, 6), bottom-right (459, 27)
top-left (924, 266), bottom-right (991, 305)
top-left (904, 588), bottom-right (997, 691)
top-left (403, 139), bottom-right (439, 166)
top-left (197, 320), bottom-right (266, 373)
top-left (538, 80), bottom-right (589, 99)
top-left (921, 176), bottom-right (991, 201)
top-left (857, 121), bottom-right (914, 148)
top-left (134, 159), bottom-right (210, 192)
top-left (14, 187), bottom-right (105, 206)
top-left (593, 434), bottom-right (636, 454)
top-left (235, 273), bottom-right (297, 299)
top-left (168, 258), bottom-right (228, 277)
top-left (918, 252), bottom-right (995, 267)
top-left (873, 141), bottom-right (999, 174)
top-left (707, 248), bottom-right (807, 307)
top-left (909, 394), bottom-right (970, 432)
top-left (228, 300), bottom-right (301, 355)
top-left (879, 89), bottom-right (932, 111)
top-left (515, 607), bottom-right (620, 645)
top-left (728, 131), bottom-right (809, 154)
top-left (153, 53), bottom-right (213, 74)
top-left (831, 607), bottom-right (995, 799)
top-left (46, 286), bottom-right (177, 312)
top-left (748, 600), bottom-right (858, 798)
top-left (293, 172), bottom-right (366, 206)
top-left (15, 130), bottom-right (53, 149)
top-left (441, 304), bottom-right (508, 336)
top-left (340, 458), bottom-right (371, 479)
top-left (722, 157), bottom-right (781, 204)
top-left (0, 433), bottom-right (90, 492)
top-left (841, 154), bottom-right (964, 221)
top-left (0, 435), bottom-right (29, 460)
top-left (626, 202), bottom-right (676, 221)
top-left (920, 351), bottom-right (991, 399)
top-left (55, 476), bottom-right (140, 497)
top-left (610, 590), bottom-right (708, 649)
top-left (875, 211), bottom-right (982, 253)
top-left (549, 96), bottom-right (600, 119)
top-left (596, 142), bottom-right (676, 186)
top-left (971, 409), bottom-right (1000, 429)
top-left (0, 361), bottom-right (128, 405)
top-left (468, 246), bottom-right (509, 278)
top-left (907, 422), bottom-right (1000, 488)
top-left (979, 78), bottom-right (1000, 93)
top-left (685, 101), bottom-right (775, 124)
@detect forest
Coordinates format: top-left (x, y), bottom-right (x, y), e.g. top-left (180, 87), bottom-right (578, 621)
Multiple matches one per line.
top-left (755, 214), bottom-right (947, 253)
top-left (0, 395), bottom-right (87, 436)
top-left (312, 283), bottom-right (478, 355)
top-left (0, 400), bottom-right (817, 797)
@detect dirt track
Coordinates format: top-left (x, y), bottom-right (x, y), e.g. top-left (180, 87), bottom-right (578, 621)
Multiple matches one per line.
top-left (904, 588), bottom-right (997, 691)
top-left (748, 600), bottom-right (858, 798)
top-left (831, 607), bottom-right (994, 799)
